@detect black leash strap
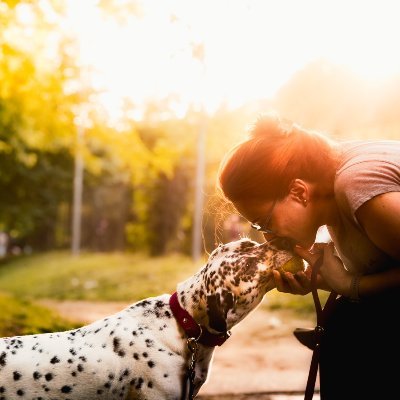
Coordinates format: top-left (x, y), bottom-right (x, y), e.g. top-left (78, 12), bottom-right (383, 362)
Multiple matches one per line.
top-left (304, 256), bottom-right (338, 400)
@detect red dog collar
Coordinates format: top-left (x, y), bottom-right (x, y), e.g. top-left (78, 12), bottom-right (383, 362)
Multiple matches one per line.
top-left (169, 292), bottom-right (230, 347)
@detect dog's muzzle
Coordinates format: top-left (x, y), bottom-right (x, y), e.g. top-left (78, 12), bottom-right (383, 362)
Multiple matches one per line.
top-left (268, 236), bottom-right (296, 251)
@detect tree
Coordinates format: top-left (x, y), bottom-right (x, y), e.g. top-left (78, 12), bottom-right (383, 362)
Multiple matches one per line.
top-left (0, 1), bottom-right (78, 249)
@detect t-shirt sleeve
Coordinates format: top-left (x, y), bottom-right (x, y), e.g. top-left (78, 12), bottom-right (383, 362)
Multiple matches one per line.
top-left (335, 160), bottom-right (400, 227)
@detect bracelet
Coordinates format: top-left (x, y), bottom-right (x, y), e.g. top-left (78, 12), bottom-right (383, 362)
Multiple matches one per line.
top-left (349, 274), bottom-right (361, 303)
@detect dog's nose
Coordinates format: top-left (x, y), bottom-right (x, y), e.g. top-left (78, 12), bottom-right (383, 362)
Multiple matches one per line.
top-left (269, 237), bottom-right (296, 251)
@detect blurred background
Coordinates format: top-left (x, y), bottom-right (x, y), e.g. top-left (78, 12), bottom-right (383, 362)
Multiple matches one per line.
top-left (1, 0), bottom-right (400, 260)
top-left (1, 1), bottom-right (399, 395)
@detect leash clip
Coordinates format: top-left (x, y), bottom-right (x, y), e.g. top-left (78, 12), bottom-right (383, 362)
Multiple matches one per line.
top-left (187, 336), bottom-right (199, 355)
top-left (186, 336), bottom-right (200, 400)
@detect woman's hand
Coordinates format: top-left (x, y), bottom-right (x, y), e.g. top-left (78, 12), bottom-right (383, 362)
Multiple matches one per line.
top-left (272, 243), bottom-right (334, 295)
top-left (295, 242), bottom-right (353, 296)
top-left (272, 265), bottom-right (313, 295)
top-left (317, 242), bottom-right (353, 295)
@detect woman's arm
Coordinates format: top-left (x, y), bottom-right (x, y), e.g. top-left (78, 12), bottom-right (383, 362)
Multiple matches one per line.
top-left (353, 191), bottom-right (400, 297)
top-left (356, 191), bottom-right (400, 260)
top-left (305, 242), bottom-right (400, 298)
top-left (273, 191), bottom-right (400, 297)
top-left (275, 242), bottom-right (400, 298)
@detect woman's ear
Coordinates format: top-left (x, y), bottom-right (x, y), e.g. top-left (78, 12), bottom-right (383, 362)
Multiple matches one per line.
top-left (288, 179), bottom-right (309, 204)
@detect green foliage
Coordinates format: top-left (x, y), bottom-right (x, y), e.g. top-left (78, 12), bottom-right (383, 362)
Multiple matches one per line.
top-left (0, 292), bottom-right (79, 337)
top-left (124, 120), bottom-right (197, 254)
top-left (0, 3), bottom-right (80, 248)
top-left (0, 144), bottom-right (74, 248)
top-left (146, 166), bottom-right (191, 256)
top-left (0, 251), bottom-right (200, 301)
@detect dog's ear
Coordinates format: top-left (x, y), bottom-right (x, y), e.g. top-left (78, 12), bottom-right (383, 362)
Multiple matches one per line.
top-left (206, 290), bottom-right (235, 333)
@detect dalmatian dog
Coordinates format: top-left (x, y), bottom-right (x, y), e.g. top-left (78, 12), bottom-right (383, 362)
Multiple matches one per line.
top-left (0, 237), bottom-right (302, 400)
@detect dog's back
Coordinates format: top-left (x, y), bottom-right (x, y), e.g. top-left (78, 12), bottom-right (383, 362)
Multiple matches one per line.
top-left (0, 295), bottom-right (195, 399)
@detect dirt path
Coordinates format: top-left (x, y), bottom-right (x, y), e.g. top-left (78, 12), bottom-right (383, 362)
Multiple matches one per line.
top-left (40, 300), bottom-right (319, 397)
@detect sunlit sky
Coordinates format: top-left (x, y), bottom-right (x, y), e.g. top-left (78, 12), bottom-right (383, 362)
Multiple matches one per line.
top-left (63, 0), bottom-right (400, 119)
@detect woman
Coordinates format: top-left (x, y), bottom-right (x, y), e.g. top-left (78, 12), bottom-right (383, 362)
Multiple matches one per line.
top-left (217, 113), bottom-right (400, 399)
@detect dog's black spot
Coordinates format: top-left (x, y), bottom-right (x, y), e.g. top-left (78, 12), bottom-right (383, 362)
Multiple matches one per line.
top-left (135, 377), bottom-right (144, 389)
top-left (121, 369), bottom-right (129, 378)
top-left (61, 385), bottom-right (72, 393)
top-left (155, 300), bottom-right (164, 308)
top-left (33, 371), bottom-right (41, 380)
top-left (0, 352), bottom-right (6, 367)
top-left (113, 337), bottom-right (125, 357)
top-left (13, 371), bottom-right (22, 381)
top-left (136, 300), bottom-right (151, 308)
top-left (45, 373), bottom-right (53, 381)
top-left (50, 356), bottom-right (60, 364)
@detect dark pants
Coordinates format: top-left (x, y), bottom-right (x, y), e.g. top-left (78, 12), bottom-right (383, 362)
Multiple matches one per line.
top-left (319, 291), bottom-right (399, 400)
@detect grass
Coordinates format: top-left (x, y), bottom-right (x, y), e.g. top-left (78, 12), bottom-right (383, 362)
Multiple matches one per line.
top-left (0, 251), bottom-right (201, 336)
top-left (0, 292), bottom-right (80, 337)
top-left (0, 251), bottom-right (327, 315)
top-left (0, 251), bottom-right (200, 301)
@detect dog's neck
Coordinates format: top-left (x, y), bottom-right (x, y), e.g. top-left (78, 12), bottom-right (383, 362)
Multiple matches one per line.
top-left (174, 238), bottom-right (299, 336)
top-left (176, 271), bottom-right (209, 325)
top-left (175, 255), bottom-right (275, 335)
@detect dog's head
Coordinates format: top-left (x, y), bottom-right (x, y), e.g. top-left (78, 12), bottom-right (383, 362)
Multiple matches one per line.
top-left (177, 237), bottom-right (304, 335)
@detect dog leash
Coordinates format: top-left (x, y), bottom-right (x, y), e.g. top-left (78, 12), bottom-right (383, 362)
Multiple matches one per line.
top-left (169, 292), bottom-right (231, 399)
top-left (303, 256), bottom-right (338, 400)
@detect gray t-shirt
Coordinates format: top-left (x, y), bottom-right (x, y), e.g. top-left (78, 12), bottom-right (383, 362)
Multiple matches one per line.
top-left (328, 140), bottom-right (400, 274)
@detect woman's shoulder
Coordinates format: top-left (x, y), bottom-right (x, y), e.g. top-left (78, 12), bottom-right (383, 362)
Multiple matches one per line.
top-left (337, 139), bottom-right (400, 174)
top-left (334, 139), bottom-right (400, 217)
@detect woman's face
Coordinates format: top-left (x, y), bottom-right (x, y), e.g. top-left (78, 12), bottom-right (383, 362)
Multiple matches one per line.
top-left (235, 194), bottom-right (319, 249)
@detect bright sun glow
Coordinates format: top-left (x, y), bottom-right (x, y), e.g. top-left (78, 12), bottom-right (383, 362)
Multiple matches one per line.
top-left (64, 0), bottom-right (400, 120)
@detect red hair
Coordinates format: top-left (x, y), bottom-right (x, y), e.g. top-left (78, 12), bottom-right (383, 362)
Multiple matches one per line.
top-left (218, 113), bottom-right (336, 202)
